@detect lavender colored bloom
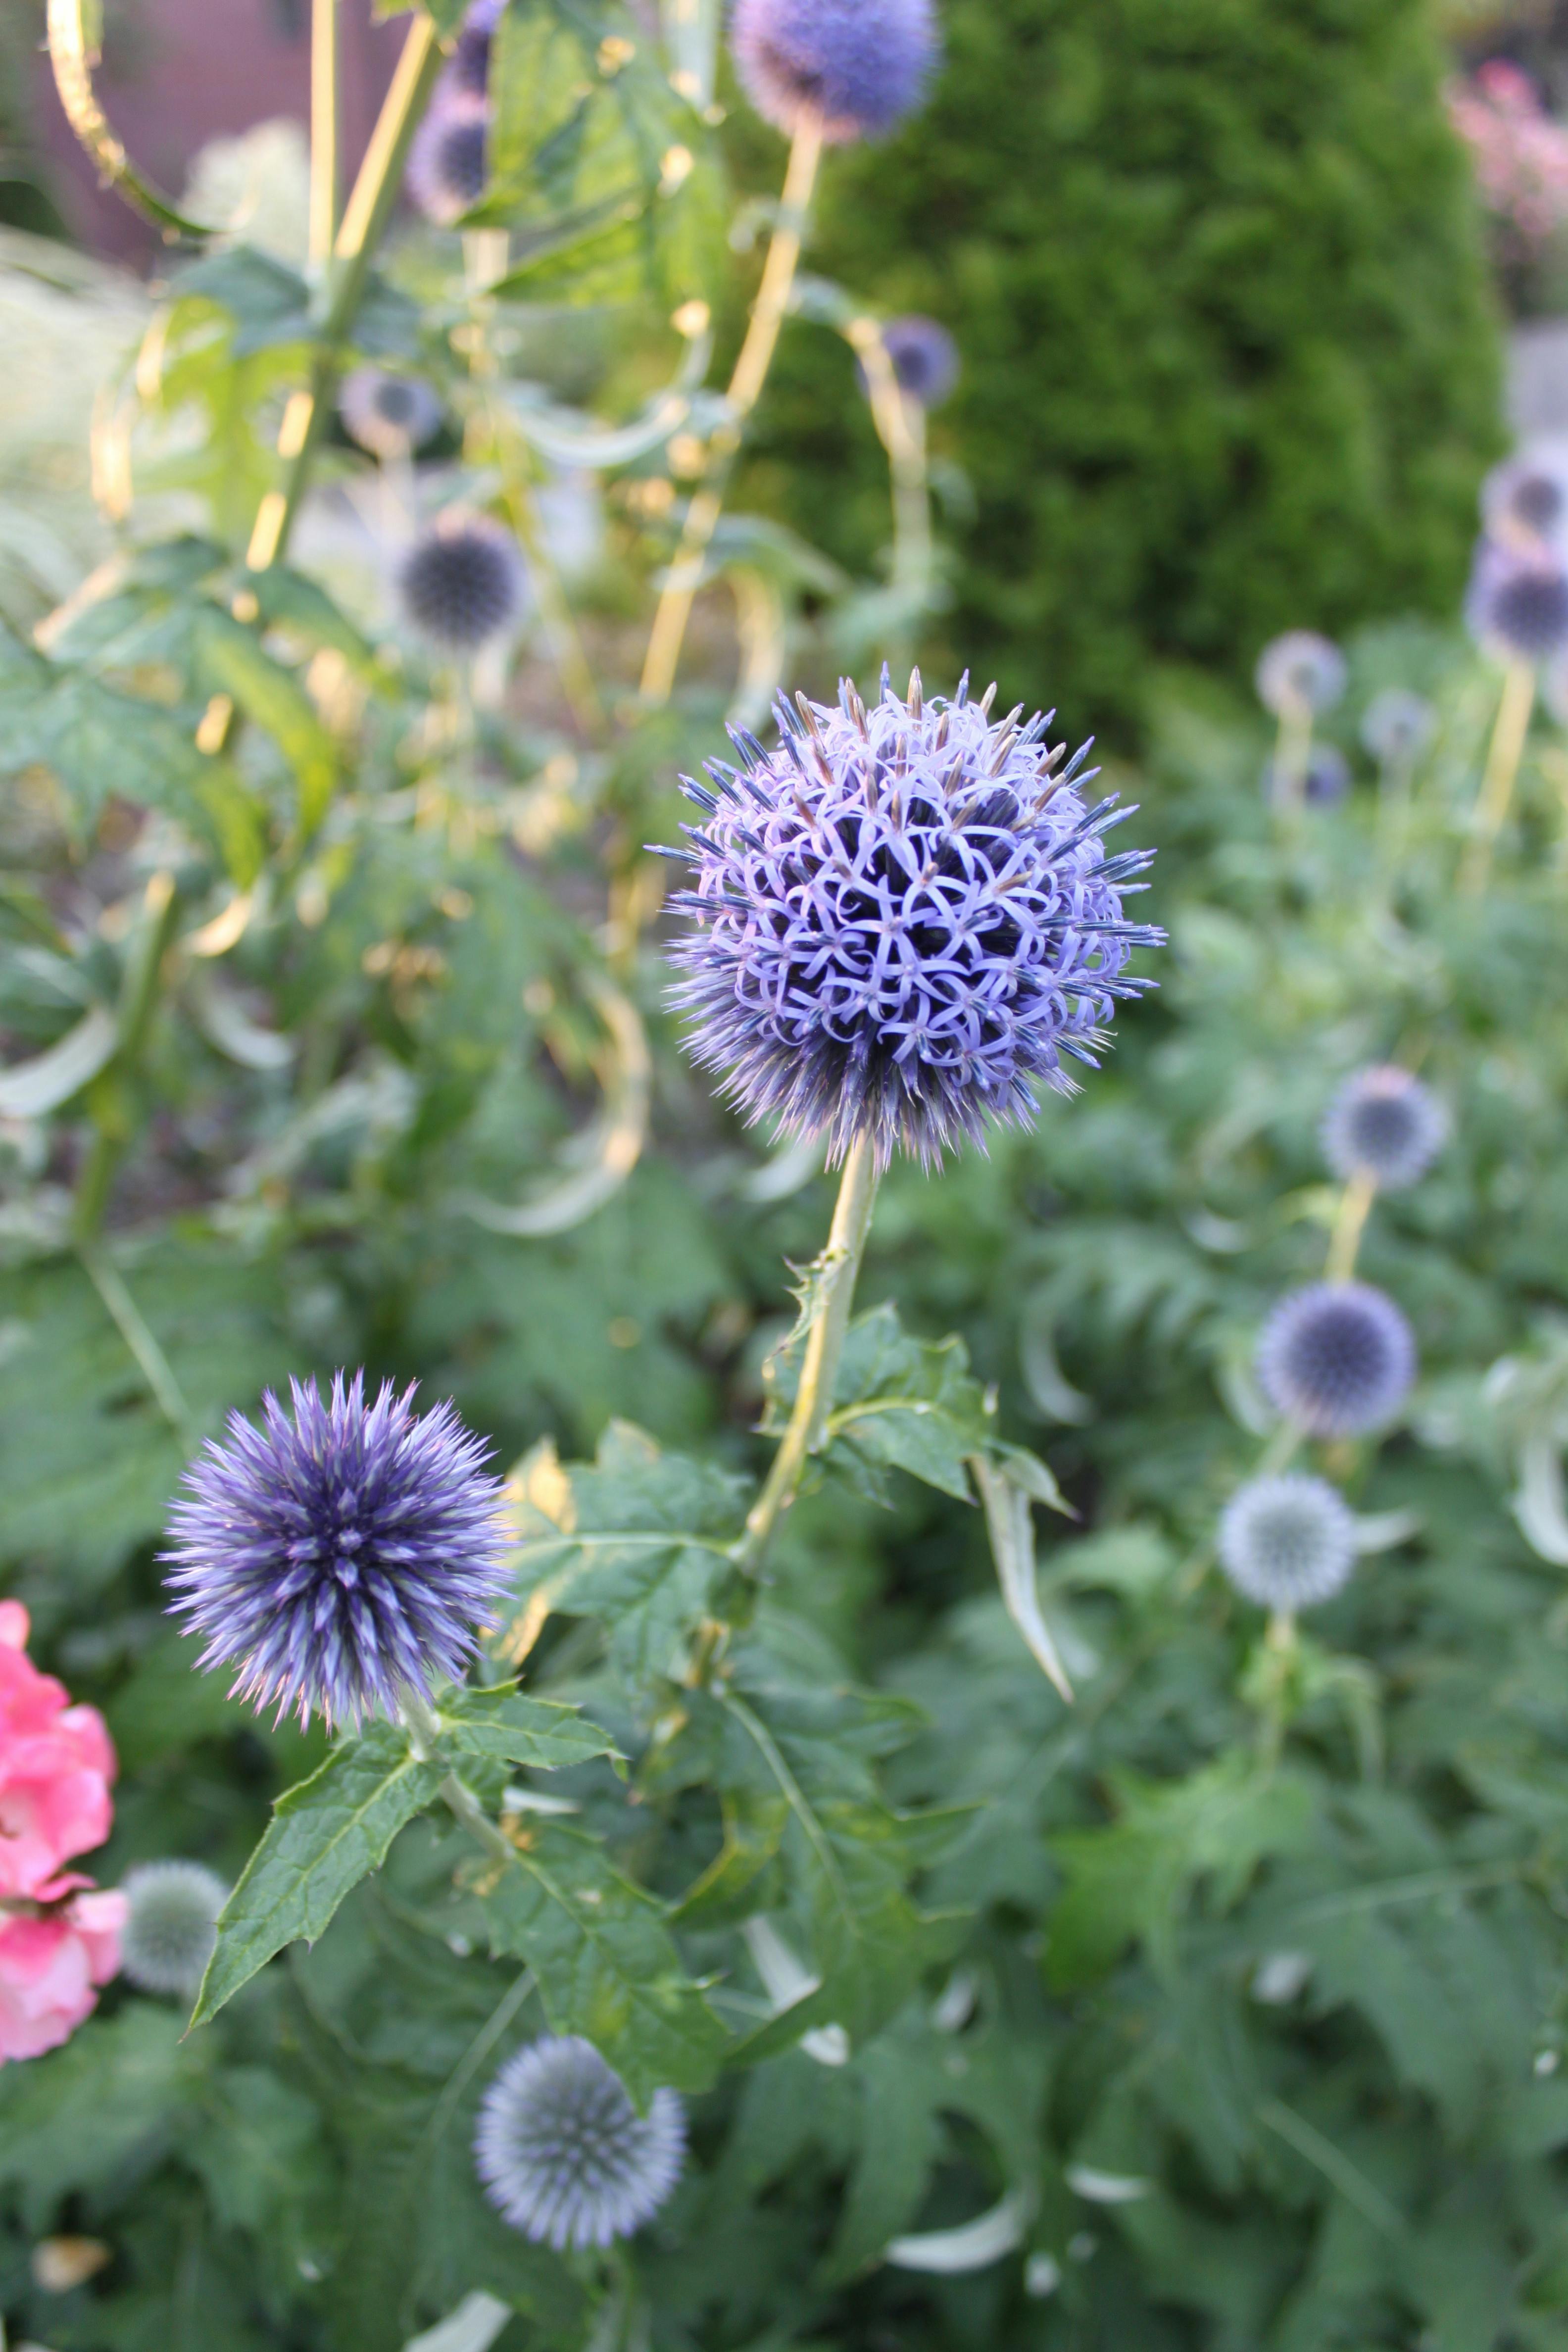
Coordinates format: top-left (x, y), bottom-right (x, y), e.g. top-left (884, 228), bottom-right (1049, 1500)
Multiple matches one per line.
top-left (475, 2036), bottom-right (686, 2249)
top-left (407, 90), bottom-right (490, 225)
top-left (1218, 1474), bottom-right (1357, 1612)
top-left (1481, 442), bottom-right (1568, 553)
top-left (1262, 743), bottom-right (1349, 808)
top-left (1360, 687), bottom-right (1433, 768)
top-left (340, 369), bottom-right (443, 460)
top-left (1466, 536), bottom-right (1568, 663)
top-left (398, 512), bottom-right (526, 650)
top-left (119, 1861), bottom-right (228, 2000)
top-left (658, 670), bottom-right (1161, 1170)
top-left (1254, 631), bottom-right (1347, 717)
top-left (1322, 1065), bottom-right (1447, 1191)
top-left (163, 1372), bottom-right (510, 1729)
top-left (882, 315), bottom-right (960, 409)
top-left (448, 0), bottom-right (506, 99)
top-left (731, 0), bottom-right (937, 144)
top-left (1256, 1282), bottom-right (1416, 1439)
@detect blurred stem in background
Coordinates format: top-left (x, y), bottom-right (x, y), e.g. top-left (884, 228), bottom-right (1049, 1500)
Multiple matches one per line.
top-left (1461, 656), bottom-right (1535, 894)
top-left (309, 0), bottom-right (340, 275)
top-left (1325, 1170), bottom-right (1377, 1283)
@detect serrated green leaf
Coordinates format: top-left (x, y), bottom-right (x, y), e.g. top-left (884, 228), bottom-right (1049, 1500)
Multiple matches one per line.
top-left (770, 1304), bottom-right (996, 1503)
top-left (436, 1682), bottom-right (623, 1773)
top-left (194, 607), bottom-right (337, 836)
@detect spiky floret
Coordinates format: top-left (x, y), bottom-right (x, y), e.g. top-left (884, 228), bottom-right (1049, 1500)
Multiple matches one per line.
top-left (731, 0), bottom-right (937, 144)
top-left (1466, 536), bottom-right (1568, 662)
top-left (657, 671), bottom-right (1161, 1171)
top-left (163, 1372), bottom-right (510, 1729)
top-left (475, 2036), bottom-right (686, 2250)
top-left (882, 315), bottom-right (959, 409)
top-left (119, 1861), bottom-right (228, 1999)
top-left (1322, 1065), bottom-right (1447, 1190)
top-left (397, 512), bottom-right (525, 650)
top-left (1256, 1282), bottom-right (1417, 1439)
top-left (406, 90), bottom-right (490, 225)
top-left (1254, 631), bottom-right (1347, 717)
top-left (340, 369), bottom-right (443, 460)
top-left (1360, 687), bottom-right (1433, 768)
top-left (1218, 1474), bottom-right (1357, 1612)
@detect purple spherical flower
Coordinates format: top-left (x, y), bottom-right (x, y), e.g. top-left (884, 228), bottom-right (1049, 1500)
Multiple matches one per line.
top-left (1466, 537), bottom-right (1568, 663)
top-left (475, 2036), bottom-right (686, 2250)
top-left (882, 315), bottom-right (960, 409)
top-left (1481, 442), bottom-right (1568, 554)
top-left (398, 512), bottom-right (526, 650)
top-left (407, 89), bottom-right (490, 225)
top-left (1256, 1282), bottom-right (1416, 1439)
top-left (162, 1372), bottom-right (510, 1729)
top-left (1262, 743), bottom-right (1349, 808)
top-left (1322, 1065), bottom-right (1446, 1191)
top-left (657, 670), bottom-right (1162, 1170)
top-left (1255, 631), bottom-right (1347, 718)
top-left (448, 0), bottom-right (506, 99)
top-left (1360, 687), bottom-right (1433, 768)
top-left (731, 0), bottom-right (938, 144)
top-left (1218, 1473), bottom-right (1357, 1612)
top-left (340, 369), bottom-right (443, 460)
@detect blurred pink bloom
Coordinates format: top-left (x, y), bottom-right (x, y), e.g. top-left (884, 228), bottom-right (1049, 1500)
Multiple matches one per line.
top-left (0, 1884), bottom-right (126, 2061)
top-left (1449, 61), bottom-right (1568, 248)
top-left (0, 1600), bottom-right (117, 1900)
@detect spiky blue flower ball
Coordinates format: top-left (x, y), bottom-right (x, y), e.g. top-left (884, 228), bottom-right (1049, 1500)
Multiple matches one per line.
top-left (1254, 631), bottom-right (1346, 718)
top-left (407, 91), bottom-right (490, 225)
top-left (1466, 537), bottom-right (1568, 663)
top-left (1256, 1282), bottom-right (1416, 1439)
top-left (475, 2036), bottom-right (686, 2250)
top-left (340, 369), bottom-right (443, 460)
top-left (163, 1372), bottom-right (510, 1729)
top-left (1322, 1065), bottom-right (1446, 1191)
top-left (882, 315), bottom-right (959, 409)
top-left (1481, 443), bottom-right (1568, 554)
top-left (658, 671), bottom-right (1161, 1170)
top-left (1218, 1474), bottom-right (1357, 1612)
top-left (1360, 687), bottom-right (1433, 769)
top-left (731, 0), bottom-right (937, 144)
top-left (119, 1861), bottom-right (228, 1999)
top-left (398, 512), bottom-right (526, 651)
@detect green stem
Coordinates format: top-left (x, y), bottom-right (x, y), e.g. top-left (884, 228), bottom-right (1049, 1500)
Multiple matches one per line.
top-left (72, 870), bottom-right (180, 1243)
top-left (1460, 656), bottom-right (1535, 895)
top-left (78, 1246), bottom-right (193, 1440)
top-left (399, 1688), bottom-right (523, 1871)
top-left (737, 1131), bottom-right (881, 1576)
top-left (309, 0), bottom-right (340, 274)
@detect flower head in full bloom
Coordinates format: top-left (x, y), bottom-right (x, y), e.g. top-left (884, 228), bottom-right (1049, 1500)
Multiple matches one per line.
top-left (340, 369), bottom-right (443, 460)
top-left (731, 0), bottom-right (938, 144)
top-left (1322, 1066), bottom-right (1447, 1191)
top-left (1254, 632), bottom-right (1347, 718)
top-left (1466, 536), bottom-right (1568, 663)
top-left (1256, 1282), bottom-right (1417, 1439)
top-left (658, 671), bottom-right (1162, 1171)
top-left (0, 1886), bottom-right (124, 2063)
top-left (120, 1861), bottom-right (228, 2000)
top-left (163, 1372), bottom-right (511, 1729)
top-left (1360, 687), bottom-right (1434, 769)
top-left (1218, 1474), bottom-right (1357, 1612)
top-left (882, 315), bottom-right (959, 409)
top-left (475, 2035), bottom-right (686, 2249)
top-left (0, 1601), bottom-right (116, 1902)
top-left (398, 512), bottom-right (526, 651)
top-left (407, 89), bottom-right (490, 224)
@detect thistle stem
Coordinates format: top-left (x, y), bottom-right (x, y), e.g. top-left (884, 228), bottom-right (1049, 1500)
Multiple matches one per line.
top-left (1272, 699), bottom-right (1313, 808)
top-left (639, 111), bottom-right (824, 707)
top-left (399, 1688), bottom-right (521, 1870)
top-left (1324, 1170), bottom-right (1376, 1285)
top-left (737, 1130), bottom-right (880, 1576)
top-left (1460, 657), bottom-right (1535, 895)
top-left (72, 869), bottom-right (180, 1243)
top-left (309, 0), bottom-right (340, 274)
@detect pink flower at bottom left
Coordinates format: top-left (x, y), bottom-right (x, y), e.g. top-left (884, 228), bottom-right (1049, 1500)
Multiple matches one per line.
top-left (0, 1884), bottom-right (126, 2060)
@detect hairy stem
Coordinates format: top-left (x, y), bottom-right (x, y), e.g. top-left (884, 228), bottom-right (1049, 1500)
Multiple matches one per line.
top-left (1460, 656), bottom-right (1535, 895)
top-left (1324, 1170), bottom-right (1376, 1285)
top-left (737, 1131), bottom-right (880, 1575)
top-left (639, 111), bottom-right (825, 706)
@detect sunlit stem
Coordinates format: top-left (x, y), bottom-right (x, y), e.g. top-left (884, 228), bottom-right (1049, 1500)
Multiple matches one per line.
top-left (247, 14), bottom-right (444, 573)
top-left (639, 110), bottom-right (825, 706)
top-left (737, 1130), bottom-right (881, 1576)
top-left (1460, 656), bottom-right (1535, 895)
top-left (309, 0), bottom-right (339, 273)
top-left (1324, 1170), bottom-right (1376, 1285)
top-left (72, 869), bottom-right (180, 1243)
top-left (1259, 1606), bottom-right (1298, 1768)
top-left (850, 316), bottom-right (933, 662)
top-left (1271, 698), bottom-right (1313, 808)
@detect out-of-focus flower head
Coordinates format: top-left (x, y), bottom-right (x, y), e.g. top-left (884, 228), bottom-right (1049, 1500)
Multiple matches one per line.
top-left (340, 369), bottom-right (443, 461)
top-left (1360, 687), bottom-right (1434, 768)
top-left (0, 1601), bottom-right (116, 1903)
top-left (407, 88), bottom-right (490, 225)
top-left (659, 669), bottom-right (1162, 1171)
top-left (1448, 61), bottom-right (1568, 250)
top-left (1254, 631), bottom-right (1347, 719)
top-left (1322, 1065), bottom-right (1447, 1191)
top-left (163, 1372), bottom-right (511, 1730)
top-left (0, 1886), bottom-right (124, 2063)
top-left (1482, 442), bottom-right (1568, 554)
top-left (881, 315), bottom-right (960, 409)
top-left (398, 512), bottom-right (527, 651)
top-left (1257, 1282), bottom-right (1417, 1439)
top-left (120, 1861), bottom-right (229, 2001)
top-left (449, 0), bottom-right (506, 100)
top-left (475, 2035), bottom-right (686, 2249)
top-left (1466, 535), bottom-right (1568, 663)
top-left (731, 0), bottom-right (938, 144)
top-left (1263, 743), bottom-right (1350, 808)
top-left (1218, 1473), bottom-right (1358, 1612)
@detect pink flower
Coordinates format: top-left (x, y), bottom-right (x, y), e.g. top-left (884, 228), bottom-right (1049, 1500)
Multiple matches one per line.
top-left (0, 1600), bottom-right (117, 1901)
top-left (0, 1884), bottom-right (126, 2061)
top-left (1449, 61), bottom-right (1568, 248)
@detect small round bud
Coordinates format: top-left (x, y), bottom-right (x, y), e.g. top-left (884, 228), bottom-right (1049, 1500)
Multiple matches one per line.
top-left (1466, 538), bottom-right (1568, 664)
top-left (1360, 687), bottom-right (1433, 768)
top-left (398, 512), bottom-right (526, 651)
top-left (119, 1861), bottom-right (228, 2000)
top-left (475, 2036), bottom-right (686, 2250)
top-left (407, 92), bottom-right (490, 225)
top-left (340, 369), bottom-right (443, 460)
top-left (1256, 1282), bottom-right (1417, 1439)
top-left (1321, 1066), bottom-right (1446, 1191)
top-left (881, 315), bottom-right (959, 409)
top-left (1481, 443), bottom-right (1568, 554)
top-left (731, 0), bottom-right (938, 145)
top-left (1254, 632), bottom-right (1347, 718)
top-left (1218, 1473), bottom-right (1357, 1611)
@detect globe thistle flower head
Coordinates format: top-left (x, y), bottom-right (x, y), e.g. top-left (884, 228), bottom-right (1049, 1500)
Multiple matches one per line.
top-left (731, 0), bottom-right (938, 144)
top-left (1322, 1065), bottom-right (1447, 1191)
top-left (1218, 1474), bottom-right (1357, 1612)
top-left (340, 369), bottom-right (443, 461)
top-left (119, 1861), bottom-right (228, 2000)
top-left (1256, 1282), bottom-right (1417, 1439)
top-left (406, 90), bottom-right (490, 225)
top-left (1360, 687), bottom-right (1434, 768)
top-left (1481, 442), bottom-right (1568, 554)
top-left (398, 512), bottom-right (526, 651)
top-left (162, 1372), bottom-right (511, 1730)
top-left (1262, 743), bottom-right (1349, 809)
top-left (448, 0), bottom-right (506, 99)
top-left (1255, 631), bottom-right (1347, 718)
top-left (1466, 536), bottom-right (1568, 663)
top-left (882, 315), bottom-right (960, 409)
top-left (657, 670), bottom-right (1163, 1172)
top-left (475, 2036), bottom-right (686, 2250)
